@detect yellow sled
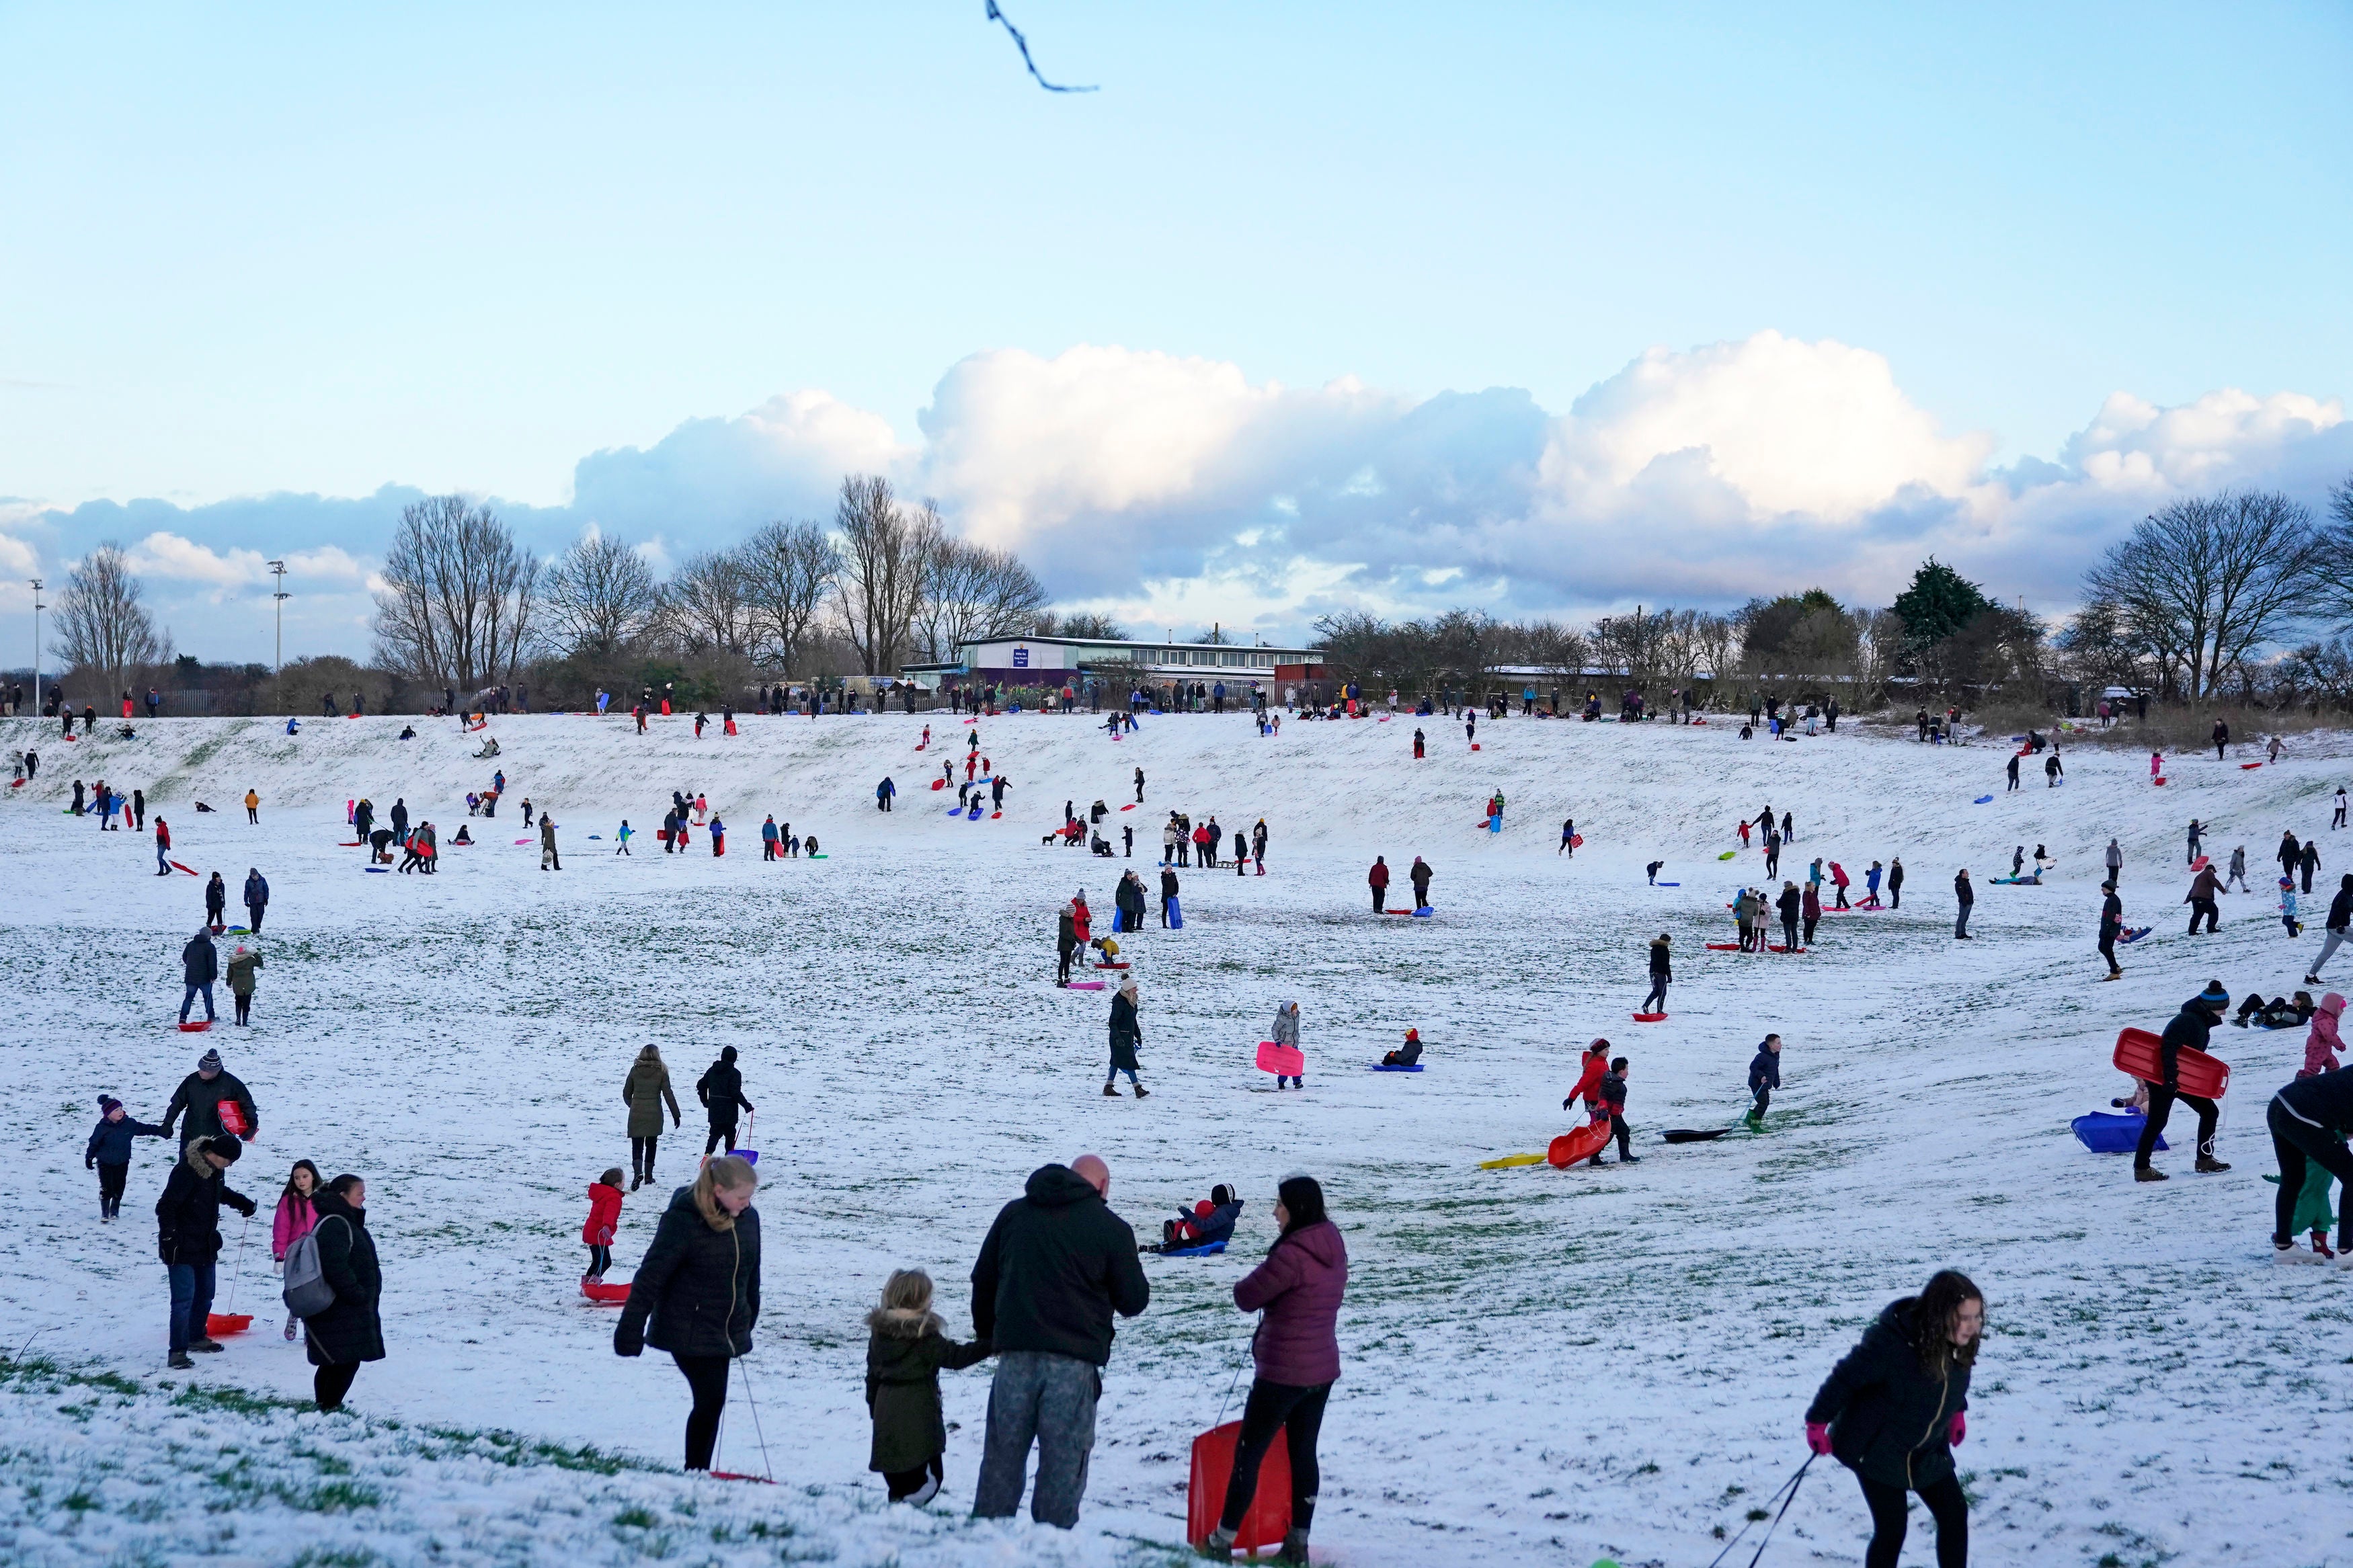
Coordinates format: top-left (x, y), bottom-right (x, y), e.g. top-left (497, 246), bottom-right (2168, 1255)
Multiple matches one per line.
top-left (1478, 1151), bottom-right (1546, 1169)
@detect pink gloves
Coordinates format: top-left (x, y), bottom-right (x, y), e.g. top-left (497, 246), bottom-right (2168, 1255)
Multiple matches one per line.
top-left (1948, 1411), bottom-right (1965, 1447)
top-left (1805, 1421), bottom-right (1832, 1456)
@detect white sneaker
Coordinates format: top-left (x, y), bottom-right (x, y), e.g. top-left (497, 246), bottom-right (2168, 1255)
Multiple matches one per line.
top-left (2334, 1248), bottom-right (2353, 1270)
top-left (2274, 1243), bottom-right (2323, 1265)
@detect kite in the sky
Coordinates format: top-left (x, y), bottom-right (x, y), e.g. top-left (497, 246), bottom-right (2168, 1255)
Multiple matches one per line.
top-left (986, 1), bottom-right (1096, 93)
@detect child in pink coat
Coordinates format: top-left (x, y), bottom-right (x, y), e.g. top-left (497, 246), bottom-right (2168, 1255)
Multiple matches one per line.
top-left (272, 1160), bottom-right (321, 1339)
top-left (2304, 993), bottom-right (2344, 1077)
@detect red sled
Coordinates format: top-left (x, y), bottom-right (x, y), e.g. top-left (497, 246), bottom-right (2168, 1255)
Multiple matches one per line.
top-left (1470, 742), bottom-right (1481, 751)
top-left (930, 779), bottom-right (945, 791)
top-left (580, 1278), bottom-right (632, 1305)
top-left (218, 1101), bottom-right (251, 1137)
top-left (2241, 761), bottom-right (2263, 770)
top-left (169, 860), bottom-right (197, 876)
top-left (1256, 1040), bottom-right (1306, 1076)
top-left (1704, 942), bottom-right (1743, 951)
top-left (2190, 855), bottom-right (2209, 872)
top-left (2153, 777), bottom-right (2167, 786)
top-left (338, 841), bottom-right (362, 848)
top-left (2113, 1027), bottom-right (2229, 1099)
top-left (1548, 1121), bottom-right (1612, 1167)
top-left (205, 1313), bottom-right (253, 1336)
top-left (1187, 1420), bottom-right (1290, 1551)
top-left (1121, 803), bottom-right (1136, 811)
top-left (177, 1020), bottom-right (213, 1032)
top-left (1632, 1012), bottom-right (1668, 1022)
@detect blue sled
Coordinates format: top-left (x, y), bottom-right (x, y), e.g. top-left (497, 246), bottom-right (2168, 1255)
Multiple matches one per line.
top-left (1159, 1239), bottom-right (1226, 1258)
top-left (1168, 896), bottom-right (1183, 930)
top-left (2073, 1111), bottom-right (2164, 1153)
top-left (1410, 906), bottom-right (1434, 918)
top-left (1369, 1063), bottom-right (1425, 1072)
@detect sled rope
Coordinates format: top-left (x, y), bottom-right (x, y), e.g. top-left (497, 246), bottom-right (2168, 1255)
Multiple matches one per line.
top-left (1701, 1452), bottom-right (1814, 1568)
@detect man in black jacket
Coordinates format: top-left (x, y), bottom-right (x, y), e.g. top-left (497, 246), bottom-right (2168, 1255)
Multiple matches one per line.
top-left (970, 1155), bottom-right (1148, 1528)
top-left (2099, 882), bottom-right (2126, 980)
top-left (157, 1132), bottom-right (257, 1368)
top-left (2306, 874), bottom-right (2353, 985)
top-left (1158, 866), bottom-right (1179, 927)
top-left (161, 1048), bottom-right (260, 1145)
top-left (695, 1046), bottom-right (754, 1155)
top-left (179, 929), bottom-right (219, 1024)
top-left (2136, 985), bottom-right (2231, 1180)
top-left (2270, 1065), bottom-right (2353, 1262)
top-left (1641, 934), bottom-right (1671, 1014)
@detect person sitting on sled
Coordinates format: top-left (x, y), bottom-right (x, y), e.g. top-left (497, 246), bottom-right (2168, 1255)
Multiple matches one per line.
top-left (1382, 1028), bottom-right (1424, 1067)
top-left (1144, 1185), bottom-right (1243, 1252)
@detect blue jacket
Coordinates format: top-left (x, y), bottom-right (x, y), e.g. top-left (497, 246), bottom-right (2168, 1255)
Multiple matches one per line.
top-left (1749, 1048), bottom-right (1782, 1093)
top-left (243, 872), bottom-right (268, 907)
top-left (86, 1112), bottom-right (166, 1168)
top-left (1182, 1198), bottom-right (1244, 1248)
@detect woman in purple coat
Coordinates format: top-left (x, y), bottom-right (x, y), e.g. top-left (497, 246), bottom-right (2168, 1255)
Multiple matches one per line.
top-left (1201, 1173), bottom-right (1347, 1564)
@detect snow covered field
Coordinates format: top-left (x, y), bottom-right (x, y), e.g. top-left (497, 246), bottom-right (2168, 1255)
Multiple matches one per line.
top-left (3, 708), bottom-right (2349, 1567)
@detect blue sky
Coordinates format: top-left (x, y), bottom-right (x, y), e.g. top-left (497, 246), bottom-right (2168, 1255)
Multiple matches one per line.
top-left (3, 1), bottom-right (2349, 662)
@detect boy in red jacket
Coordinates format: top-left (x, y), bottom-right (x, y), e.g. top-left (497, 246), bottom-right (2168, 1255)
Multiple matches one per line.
top-left (582, 1168), bottom-right (624, 1280)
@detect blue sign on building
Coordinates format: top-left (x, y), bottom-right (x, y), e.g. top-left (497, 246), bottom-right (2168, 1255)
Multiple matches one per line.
top-left (1012, 646), bottom-right (1029, 669)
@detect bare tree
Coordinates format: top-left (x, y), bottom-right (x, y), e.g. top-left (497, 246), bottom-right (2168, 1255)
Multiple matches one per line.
top-left (2084, 490), bottom-right (2322, 701)
top-left (543, 528), bottom-right (661, 662)
top-left (54, 542), bottom-right (172, 696)
top-left (914, 527), bottom-right (1049, 661)
top-left (739, 519), bottom-right (840, 675)
top-left (1047, 610), bottom-right (1127, 640)
top-left (832, 477), bottom-right (932, 675)
top-left (663, 548), bottom-right (758, 657)
top-left (372, 496), bottom-right (540, 690)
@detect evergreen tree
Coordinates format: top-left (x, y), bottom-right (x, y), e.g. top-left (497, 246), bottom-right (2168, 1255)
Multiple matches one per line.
top-left (1890, 559), bottom-right (1993, 650)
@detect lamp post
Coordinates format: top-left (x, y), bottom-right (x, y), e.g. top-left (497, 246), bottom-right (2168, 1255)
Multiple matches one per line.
top-left (28, 579), bottom-right (42, 717)
top-left (268, 560), bottom-right (288, 673)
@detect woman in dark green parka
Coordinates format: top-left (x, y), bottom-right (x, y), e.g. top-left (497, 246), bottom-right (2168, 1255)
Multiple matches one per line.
top-left (1805, 1269), bottom-right (1983, 1568)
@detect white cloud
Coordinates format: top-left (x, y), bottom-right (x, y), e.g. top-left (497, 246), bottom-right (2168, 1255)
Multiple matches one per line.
top-left (12, 335), bottom-right (2349, 662)
top-left (1543, 331), bottom-right (1993, 521)
top-left (122, 533), bottom-right (366, 597)
top-left (2059, 388), bottom-right (2346, 495)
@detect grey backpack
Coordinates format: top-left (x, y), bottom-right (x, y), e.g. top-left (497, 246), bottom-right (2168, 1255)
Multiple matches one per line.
top-left (281, 1216), bottom-right (344, 1317)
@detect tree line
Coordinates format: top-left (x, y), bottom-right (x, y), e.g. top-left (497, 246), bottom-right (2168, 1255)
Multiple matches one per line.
top-left (370, 475), bottom-right (1066, 702)
top-left (30, 470), bottom-right (2353, 717)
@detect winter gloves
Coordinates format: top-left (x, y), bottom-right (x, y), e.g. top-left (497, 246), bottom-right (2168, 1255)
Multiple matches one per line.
top-left (613, 1322), bottom-right (644, 1358)
top-left (1948, 1411), bottom-right (1965, 1446)
top-left (1805, 1421), bottom-right (1832, 1456)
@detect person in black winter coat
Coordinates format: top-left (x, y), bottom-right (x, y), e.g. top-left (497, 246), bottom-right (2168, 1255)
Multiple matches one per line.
top-left (2135, 984), bottom-right (2231, 1179)
top-left (86, 1095), bottom-right (167, 1220)
top-left (303, 1175), bottom-right (385, 1409)
top-left (1805, 1270), bottom-right (1982, 1568)
top-left (161, 1050), bottom-right (260, 1145)
top-left (1776, 882), bottom-right (1802, 951)
top-left (969, 1156), bottom-right (1149, 1527)
top-left (180, 930), bottom-right (220, 1024)
top-left (1641, 935), bottom-right (1671, 1014)
top-left (156, 1132), bottom-right (257, 1368)
top-left (204, 872), bottom-right (227, 927)
top-left (696, 1046), bottom-right (755, 1155)
top-left (1747, 1036), bottom-right (1782, 1127)
top-left (242, 868), bottom-right (269, 932)
top-left (1105, 981), bottom-right (1146, 1097)
top-left (2270, 1065), bottom-right (2353, 1261)
top-left (614, 1156), bottom-right (762, 1471)
top-left (2305, 874), bottom-right (2353, 985)
top-left (1158, 866), bottom-right (1179, 926)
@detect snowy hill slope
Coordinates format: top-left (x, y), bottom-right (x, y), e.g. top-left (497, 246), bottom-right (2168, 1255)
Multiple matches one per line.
top-left (3, 709), bottom-right (2350, 1566)
top-left (0, 1354), bottom-right (1179, 1567)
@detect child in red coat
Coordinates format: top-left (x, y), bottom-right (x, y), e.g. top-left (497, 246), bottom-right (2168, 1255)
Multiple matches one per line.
top-left (582, 1168), bottom-right (625, 1280)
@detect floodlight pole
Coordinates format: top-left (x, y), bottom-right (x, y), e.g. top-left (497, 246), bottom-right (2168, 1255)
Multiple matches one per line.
top-left (29, 579), bottom-right (43, 716)
top-left (268, 560), bottom-right (288, 673)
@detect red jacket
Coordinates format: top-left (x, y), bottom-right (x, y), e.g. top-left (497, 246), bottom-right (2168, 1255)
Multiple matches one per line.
top-left (1368, 862), bottom-right (1390, 889)
top-left (1073, 903), bottom-right (1092, 943)
top-left (1234, 1221), bottom-right (1348, 1386)
top-left (582, 1182), bottom-right (623, 1247)
top-left (1568, 1054), bottom-right (1607, 1108)
top-left (155, 822), bottom-right (170, 848)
